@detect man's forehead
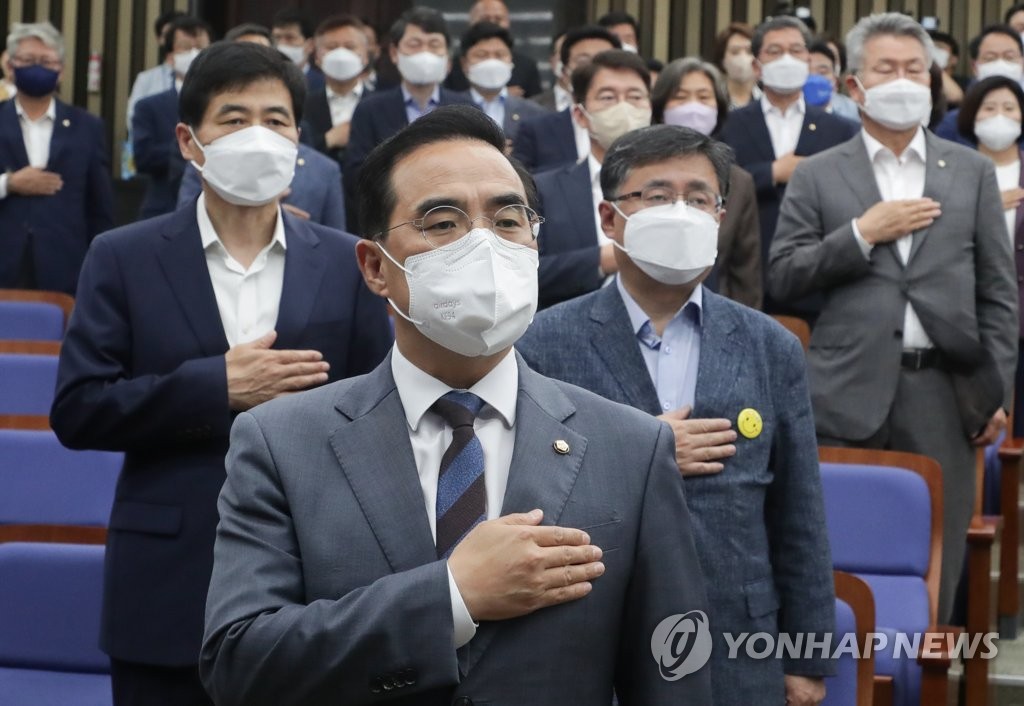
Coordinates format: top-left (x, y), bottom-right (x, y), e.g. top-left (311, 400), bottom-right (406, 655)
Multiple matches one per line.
top-left (15, 37), bottom-right (57, 56)
top-left (762, 27), bottom-right (805, 46)
top-left (622, 155), bottom-right (719, 190)
top-left (392, 139), bottom-right (524, 199)
top-left (204, 80), bottom-right (293, 114)
top-left (862, 34), bottom-right (927, 61)
top-left (591, 67), bottom-right (648, 92)
top-left (980, 33), bottom-right (1021, 53)
top-left (401, 24), bottom-right (446, 42)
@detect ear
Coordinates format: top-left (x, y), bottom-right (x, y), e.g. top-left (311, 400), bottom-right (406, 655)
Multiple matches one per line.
top-left (176, 123), bottom-right (202, 164)
top-left (844, 74), bottom-right (864, 104)
top-left (356, 239), bottom-right (390, 298)
top-left (572, 103), bottom-right (589, 130)
top-left (389, 44), bottom-right (399, 66)
top-left (598, 200), bottom-right (620, 242)
top-left (753, 57), bottom-right (763, 82)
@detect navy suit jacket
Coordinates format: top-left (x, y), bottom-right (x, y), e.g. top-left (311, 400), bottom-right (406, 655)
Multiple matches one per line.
top-left (934, 108), bottom-right (973, 146)
top-left (0, 98), bottom-right (114, 294)
top-left (343, 87), bottom-right (475, 233)
top-left (517, 284), bottom-right (836, 705)
top-left (49, 204), bottom-right (393, 666)
top-left (533, 159), bottom-right (601, 309)
top-left (719, 102), bottom-right (858, 296)
top-left (444, 51), bottom-right (543, 97)
top-left (133, 88), bottom-right (186, 219)
top-left (177, 142), bottom-right (346, 230)
top-left (511, 108), bottom-right (577, 172)
top-left (299, 83), bottom-right (372, 165)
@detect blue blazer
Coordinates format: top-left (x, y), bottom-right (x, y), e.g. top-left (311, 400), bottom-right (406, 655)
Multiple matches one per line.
top-left (343, 87), bottom-right (476, 233)
top-left (934, 108), bottom-right (972, 147)
top-left (133, 88), bottom-right (186, 219)
top-left (511, 108), bottom-right (577, 172)
top-left (533, 159), bottom-right (602, 309)
top-left (177, 142), bottom-right (346, 230)
top-left (517, 284), bottom-right (836, 706)
top-left (49, 204), bottom-right (394, 666)
top-left (719, 103), bottom-right (858, 283)
top-left (0, 98), bottom-right (114, 294)
top-left (299, 82), bottom-right (372, 165)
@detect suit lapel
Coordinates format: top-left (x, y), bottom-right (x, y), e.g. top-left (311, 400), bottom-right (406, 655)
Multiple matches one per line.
top-left (557, 110), bottom-right (577, 163)
top-left (744, 106), bottom-right (777, 162)
top-left (560, 161), bottom-right (597, 245)
top-left (909, 133), bottom-right (956, 263)
top-left (47, 100), bottom-right (71, 168)
top-left (693, 290), bottom-right (741, 417)
top-left (329, 358), bottom-right (437, 573)
top-left (588, 285), bottom-right (661, 414)
top-left (794, 106), bottom-right (823, 156)
top-left (0, 100), bottom-right (30, 168)
top-left (273, 213), bottom-right (327, 346)
top-left (156, 206), bottom-right (230, 356)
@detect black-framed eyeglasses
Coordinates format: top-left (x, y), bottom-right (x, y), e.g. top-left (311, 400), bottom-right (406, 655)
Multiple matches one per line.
top-left (612, 186), bottom-right (724, 214)
top-left (374, 204), bottom-right (544, 248)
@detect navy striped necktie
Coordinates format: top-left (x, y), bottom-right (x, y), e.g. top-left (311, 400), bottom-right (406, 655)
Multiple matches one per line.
top-left (432, 391), bottom-right (486, 559)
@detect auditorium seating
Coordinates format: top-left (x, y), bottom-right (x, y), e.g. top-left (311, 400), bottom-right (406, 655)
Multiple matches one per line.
top-left (0, 352), bottom-right (59, 418)
top-left (824, 570), bottom-right (876, 706)
top-left (0, 290), bottom-right (74, 340)
top-left (771, 314), bottom-right (810, 352)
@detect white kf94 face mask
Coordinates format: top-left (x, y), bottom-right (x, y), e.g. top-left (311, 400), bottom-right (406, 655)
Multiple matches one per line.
top-left (321, 47), bottom-right (365, 81)
top-left (397, 51), bottom-right (448, 85)
top-left (377, 228), bottom-right (540, 357)
top-left (612, 202), bottom-right (719, 286)
top-left (974, 114), bottom-right (1023, 151)
top-left (189, 126), bottom-right (298, 207)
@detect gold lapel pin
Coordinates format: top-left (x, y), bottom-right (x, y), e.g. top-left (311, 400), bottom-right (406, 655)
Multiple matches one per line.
top-left (62, 118), bottom-right (70, 127)
top-left (297, 157), bottom-right (306, 166)
top-left (512, 113), bottom-right (520, 121)
top-left (937, 159), bottom-right (946, 168)
top-left (808, 123), bottom-right (817, 131)
top-left (553, 440), bottom-right (570, 455)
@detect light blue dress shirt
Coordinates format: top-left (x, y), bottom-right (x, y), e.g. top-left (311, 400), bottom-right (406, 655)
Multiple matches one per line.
top-left (616, 276), bottom-right (703, 413)
top-left (470, 87), bottom-right (507, 129)
top-left (401, 84), bottom-right (441, 124)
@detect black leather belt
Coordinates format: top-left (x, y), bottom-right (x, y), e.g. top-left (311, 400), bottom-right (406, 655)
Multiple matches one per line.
top-left (901, 348), bottom-right (941, 370)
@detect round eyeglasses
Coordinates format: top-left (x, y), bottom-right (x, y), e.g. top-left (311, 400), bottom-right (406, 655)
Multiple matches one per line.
top-left (612, 186), bottom-right (724, 215)
top-left (376, 204), bottom-right (544, 248)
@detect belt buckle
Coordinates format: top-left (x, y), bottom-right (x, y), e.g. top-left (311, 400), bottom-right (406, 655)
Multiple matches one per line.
top-left (909, 349), bottom-right (924, 370)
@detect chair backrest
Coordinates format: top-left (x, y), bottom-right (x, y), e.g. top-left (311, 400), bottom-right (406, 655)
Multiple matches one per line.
top-left (0, 430), bottom-right (121, 527)
top-left (819, 446), bottom-right (942, 631)
top-left (771, 315), bottom-right (810, 352)
top-left (0, 302), bottom-right (65, 341)
top-left (0, 289), bottom-right (74, 331)
top-left (824, 571), bottom-right (876, 706)
top-left (0, 542), bottom-right (108, 673)
top-left (0, 354), bottom-right (59, 415)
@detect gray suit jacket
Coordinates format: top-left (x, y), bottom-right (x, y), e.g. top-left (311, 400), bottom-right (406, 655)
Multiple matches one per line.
top-left (517, 286), bottom-right (836, 706)
top-left (502, 94), bottom-right (547, 146)
top-left (769, 131), bottom-right (1018, 441)
top-left (201, 352), bottom-right (711, 705)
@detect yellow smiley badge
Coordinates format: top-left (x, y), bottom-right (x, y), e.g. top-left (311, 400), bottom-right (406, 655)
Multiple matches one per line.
top-left (737, 408), bottom-right (763, 439)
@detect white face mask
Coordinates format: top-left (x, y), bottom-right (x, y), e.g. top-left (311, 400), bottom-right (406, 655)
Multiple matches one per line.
top-left (856, 77), bottom-right (932, 131)
top-left (189, 126), bottom-right (298, 207)
top-left (467, 58), bottom-right (513, 90)
top-left (759, 53), bottom-right (810, 93)
top-left (621, 43), bottom-right (639, 54)
top-left (277, 43), bottom-right (306, 66)
top-left (173, 48), bottom-right (200, 78)
top-left (974, 114), bottom-right (1022, 151)
top-left (724, 53), bottom-right (755, 83)
top-left (377, 229), bottom-right (539, 357)
top-left (321, 47), bottom-right (365, 81)
top-left (397, 51), bottom-right (448, 85)
top-left (581, 101), bottom-right (652, 150)
top-left (612, 202), bottom-right (719, 286)
top-left (933, 47), bottom-right (951, 70)
top-left (977, 59), bottom-right (1024, 82)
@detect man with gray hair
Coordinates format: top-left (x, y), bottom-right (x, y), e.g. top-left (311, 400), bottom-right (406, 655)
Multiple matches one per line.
top-left (771, 12), bottom-right (1018, 622)
top-left (519, 124), bottom-right (835, 706)
top-left (0, 21), bottom-right (113, 293)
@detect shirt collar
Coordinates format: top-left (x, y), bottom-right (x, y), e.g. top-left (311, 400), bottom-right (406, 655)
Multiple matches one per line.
top-left (615, 275), bottom-right (703, 337)
top-left (860, 125), bottom-right (927, 164)
top-left (587, 152), bottom-right (602, 185)
top-left (326, 81), bottom-right (364, 102)
top-left (391, 343), bottom-right (519, 431)
top-left (196, 192), bottom-right (287, 253)
top-left (401, 83), bottom-right (441, 107)
top-left (15, 97), bottom-right (56, 122)
top-left (760, 93), bottom-right (805, 118)
top-left (470, 86), bottom-right (508, 106)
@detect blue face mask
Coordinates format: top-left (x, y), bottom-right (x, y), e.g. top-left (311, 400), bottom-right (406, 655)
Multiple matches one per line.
top-left (802, 73), bottom-right (833, 107)
top-left (13, 64), bottom-right (60, 97)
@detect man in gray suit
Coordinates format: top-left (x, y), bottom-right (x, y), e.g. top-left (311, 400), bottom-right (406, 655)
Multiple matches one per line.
top-left (518, 124), bottom-right (835, 706)
top-left (201, 106), bottom-right (711, 705)
top-left (770, 12), bottom-right (1019, 622)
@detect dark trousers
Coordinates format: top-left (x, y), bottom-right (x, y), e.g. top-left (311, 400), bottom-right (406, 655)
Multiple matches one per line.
top-left (111, 658), bottom-right (213, 706)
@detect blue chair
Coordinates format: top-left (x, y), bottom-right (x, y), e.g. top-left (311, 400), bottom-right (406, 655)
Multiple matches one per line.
top-left (824, 570), bottom-right (875, 706)
top-left (0, 289), bottom-right (74, 341)
top-left (0, 354), bottom-right (59, 416)
top-left (0, 542), bottom-right (111, 705)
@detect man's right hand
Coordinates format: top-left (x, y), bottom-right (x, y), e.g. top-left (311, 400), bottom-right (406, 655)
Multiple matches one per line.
top-left (225, 331), bottom-right (330, 411)
top-left (657, 406), bottom-right (736, 476)
top-left (771, 152), bottom-right (804, 185)
top-left (855, 198), bottom-right (942, 245)
top-left (448, 509), bottom-right (605, 621)
top-left (8, 166), bottom-right (63, 196)
top-left (324, 121), bottom-right (351, 150)
top-left (1002, 187), bottom-right (1024, 212)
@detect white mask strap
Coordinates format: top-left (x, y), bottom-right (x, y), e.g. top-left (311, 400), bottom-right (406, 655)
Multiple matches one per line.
top-left (375, 240), bottom-right (423, 326)
top-left (187, 126), bottom-right (206, 172)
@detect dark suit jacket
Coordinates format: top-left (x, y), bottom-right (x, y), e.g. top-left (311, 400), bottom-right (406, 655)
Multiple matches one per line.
top-left (719, 102), bottom-right (858, 311)
top-left (512, 108), bottom-right (577, 173)
top-left (133, 88), bottom-right (186, 219)
top-left (299, 83), bottom-right (371, 165)
top-left (343, 86), bottom-right (476, 233)
top-left (934, 108), bottom-right (972, 147)
top-left (704, 164), bottom-right (762, 309)
top-left (0, 98), bottom-right (114, 294)
top-left (498, 94), bottom-right (547, 146)
top-left (200, 352), bottom-right (711, 705)
top-left (530, 87), bottom-right (558, 112)
top-left (534, 159), bottom-right (601, 309)
top-left (177, 142), bottom-right (346, 230)
top-left (444, 51), bottom-right (543, 97)
top-left (517, 285), bottom-right (836, 705)
top-left (49, 205), bottom-right (394, 666)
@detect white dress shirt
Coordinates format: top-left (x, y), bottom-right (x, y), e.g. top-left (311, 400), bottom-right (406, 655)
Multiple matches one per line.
top-left (470, 87), bottom-right (507, 129)
top-left (0, 98), bottom-right (55, 200)
top-left (851, 127), bottom-right (934, 350)
top-left (391, 344), bottom-right (519, 648)
top-left (197, 193), bottom-right (287, 347)
top-left (126, 63), bottom-right (175, 126)
top-left (573, 111), bottom-right (591, 162)
top-left (587, 153), bottom-right (612, 248)
top-left (326, 81), bottom-right (364, 126)
top-left (995, 159), bottom-right (1021, 247)
top-left (554, 83), bottom-right (573, 113)
top-left (761, 94), bottom-right (805, 158)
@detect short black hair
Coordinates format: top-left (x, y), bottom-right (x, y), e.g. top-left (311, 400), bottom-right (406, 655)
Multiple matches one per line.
top-left (271, 8), bottom-right (314, 39)
top-left (751, 15), bottom-right (811, 58)
top-left (179, 41), bottom-right (307, 127)
top-left (389, 7), bottom-right (451, 50)
top-left (461, 21), bottom-right (513, 57)
top-left (957, 75), bottom-right (1024, 145)
top-left (1006, 3), bottom-right (1024, 24)
top-left (162, 16), bottom-right (214, 59)
top-left (571, 49), bottom-right (650, 103)
top-left (358, 105), bottom-right (536, 239)
top-left (969, 25), bottom-right (1024, 61)
top-left (560, 25), bottom-right (621, 67)
top-left (315, 14), bottom-right (368, 38)
top-left (155, 10), bottom-right (186, 39)
top-left (225, 23), bottom-right (272, 44)
top-left (601, 124), bottom-right (735, 201)
top-left (928, 30), bottom-right (959, 57)
top-left (598, 11), bottom-right (639, 35)
top-left (808, 40), bottom-right (837, 68)
top-left (646, 58), bottom-right (664, 73)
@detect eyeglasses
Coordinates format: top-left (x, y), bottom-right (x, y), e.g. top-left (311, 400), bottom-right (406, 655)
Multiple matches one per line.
top-left (376, 204), bottom-right (544, 247)
top-left (10, 55), bottom-right (62, 70)
top-left (612, 186), bottom-right (724, 214)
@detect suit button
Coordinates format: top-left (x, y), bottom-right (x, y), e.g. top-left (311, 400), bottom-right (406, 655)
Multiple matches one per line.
top-left (401, 668), bottom-right (417, 685)
top-left (453, 698), bottom-right (474, 706)
top-left (369, 677), bottom-right (383, 694)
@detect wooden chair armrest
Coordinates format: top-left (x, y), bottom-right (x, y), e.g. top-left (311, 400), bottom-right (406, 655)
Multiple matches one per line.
top-left (0, 524), bottom-right (107, 544)
top-left (967, 519), bottom-right (998, 544)
top-left (0, 414), bottom-right (51, 430)
top-left (872, 674), bottom-right (894, 706)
